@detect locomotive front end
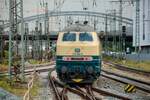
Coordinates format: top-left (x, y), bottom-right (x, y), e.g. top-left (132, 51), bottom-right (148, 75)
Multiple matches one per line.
top-left (56, 32), bottom-right (101, 84)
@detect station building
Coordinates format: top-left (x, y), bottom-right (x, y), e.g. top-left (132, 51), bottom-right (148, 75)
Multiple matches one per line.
top-left (133, 0), bottom-right (150, 53)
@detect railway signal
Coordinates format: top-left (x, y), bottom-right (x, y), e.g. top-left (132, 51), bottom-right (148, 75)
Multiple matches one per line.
top-left (122, 25), bottom-right (126, 59)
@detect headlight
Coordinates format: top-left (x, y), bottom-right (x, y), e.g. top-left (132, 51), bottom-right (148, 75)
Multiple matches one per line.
top-left (61, 66), bottom-right (67, 74)
top-left (87, 66), bottom-right (94, 74)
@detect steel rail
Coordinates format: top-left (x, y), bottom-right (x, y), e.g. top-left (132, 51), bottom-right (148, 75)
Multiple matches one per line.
top-left (103, 61), bottom-right (150, 76)
top-left (53, 79), bottom-right (102, 100)
top-left (48, 68), bottom-right (70, 100)
top-left (75, 86), bottom-right (95, 100)
top-left (26, 65), bottom-right (132, 99)
top-left (49, 77), bottom-right (61, 100)
top-left (102, 68), bottom-right (150, 86)
top-left (92, 87), bottom-right (131, 100)
top-left (0, 63), bottom-right (55, 76)
top-left (60, 88), bottom-right (68, 100)
top-left (54, 80), bottom-right (91, 100)
top-left (25, 61), bottom-right (55, 69)
top-left (53, 77), bottom-right (131, 100)
top-left (86, 85), bottom-right (97, 100)
top-left (101, 70), bottom-right (150, 93)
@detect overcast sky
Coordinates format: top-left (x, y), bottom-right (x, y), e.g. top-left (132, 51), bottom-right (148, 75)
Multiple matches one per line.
top-left (24, 0), bottom-right (133, 17)
top-left (0, 0), bottom-right (133, 20)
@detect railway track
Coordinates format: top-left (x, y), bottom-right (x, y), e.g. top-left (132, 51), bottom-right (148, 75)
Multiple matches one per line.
top-left (3, 62), bottom-right (149, 94)
top-left (11, 62), bottom-right (149, 98)
top-left (0, 62), bottom-right (55, 76)
top-left (49, 70), bottom-right (131, 100)
top-left (101, 70), bottom-right (150, 93)
top-left (2, 62), bottom-right (148, 99)
top-left (103, 61), bottom-right (150, 76)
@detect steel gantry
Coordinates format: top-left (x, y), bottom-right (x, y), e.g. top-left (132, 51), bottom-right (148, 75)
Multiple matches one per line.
top-left (107, 10), bottom-right (117, 52)
top-left (25, 11), bottom-right (133, 25)
top-left (119, 0), bottom-right (123, 58)
top-left (104, 15), bottom-right (108, 52)
top-left (24, 23), bottom-right (29, 60)
top-left (0, 20), bottom-right (4, 63)
top-left (44, 2), bottom-right (50, 60)
top-left (9, 0), bottom-right (25, 82)
top-left (3, 11), bottom-right (133, 28)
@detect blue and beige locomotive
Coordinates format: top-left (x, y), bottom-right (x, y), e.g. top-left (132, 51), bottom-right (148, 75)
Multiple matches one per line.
top-left (56, 23), bottom-right (102, 84)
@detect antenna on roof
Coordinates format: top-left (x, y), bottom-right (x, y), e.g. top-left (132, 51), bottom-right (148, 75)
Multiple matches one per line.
top-left (84, 21), bottom-right (88, 25)
top-left (75, 21), bottom-right (79, 24)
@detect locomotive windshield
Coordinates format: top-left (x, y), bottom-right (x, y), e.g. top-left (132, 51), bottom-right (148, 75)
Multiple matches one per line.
top-left (79, 32), bottom-right (93, 41)
top-left (62, 33), bottom-right (76, 41)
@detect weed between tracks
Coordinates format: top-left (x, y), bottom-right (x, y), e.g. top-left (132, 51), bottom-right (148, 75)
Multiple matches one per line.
top-left (28, 59), bottom-right (51, 64)
top-left (0, 64), bottom-right (7, 72)
top-left (0, 76), bottom-right (27, 96)
top-left (0, 75), bottom-right (40, 96)
top-left (30, 78), bottom-right (40, 96)
top-left (103, 56), bottom-right (150, 72)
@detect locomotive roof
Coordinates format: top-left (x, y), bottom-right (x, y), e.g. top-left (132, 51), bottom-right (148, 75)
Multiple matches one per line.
top-left (63, 23), bottom-right (94, 32)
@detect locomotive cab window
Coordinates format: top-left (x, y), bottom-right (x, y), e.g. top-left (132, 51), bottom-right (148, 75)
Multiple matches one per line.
top-left (79, 32), bottom-right (93, 41)
top-left (62, 33), bottom-right (76, 41)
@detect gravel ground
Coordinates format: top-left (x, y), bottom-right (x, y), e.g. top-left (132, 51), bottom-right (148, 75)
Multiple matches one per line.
top-left (95, 76), bottom-right (150, 100)
top-left (32, 72), bottom-right (53, 100)
top-left (32, 70), bottom-right (150, 100)
top-left (34, 71), bottom-right (85, 100)
top-left (65, 91), bottom-right (82, 100)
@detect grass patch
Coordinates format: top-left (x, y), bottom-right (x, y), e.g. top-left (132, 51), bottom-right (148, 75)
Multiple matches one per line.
top-left (0, 64), bottom-right (8, 72)
top-left (103, 55), bottom-right (150, 72)
top-left (0, 75), bottom-right (40, 97)
top-left (120, 60), bottom-right (150, 72)
top-left (30, 77), bottom-right (40, 96)
top-left (0, 76), bottom-right (27, 96)
top-left (0, 59), bottom-right (9, 72)
top-left (28, 59), bottom-right (50, 64)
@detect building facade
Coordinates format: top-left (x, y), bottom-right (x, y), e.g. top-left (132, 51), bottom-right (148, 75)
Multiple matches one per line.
top-left (133, 0), bottom-right (150, 51)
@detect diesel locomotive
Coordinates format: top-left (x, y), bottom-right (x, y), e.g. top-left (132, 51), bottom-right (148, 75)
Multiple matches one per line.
top-left (56, 23), bottom-right (102, 84)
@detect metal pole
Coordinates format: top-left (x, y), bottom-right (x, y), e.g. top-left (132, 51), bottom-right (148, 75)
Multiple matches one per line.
top-left (9, 0), bottom-right (13, 82)
top-left (105, 15), bottom-right (108, 53)
top-left (135, 0), bottom-right (140, 53)
top-left (135, 0), bottom-right (141, 63)
top-left (9, 0), bottom-right (25, 82)
top-left (112, 10), bottom-right (117, 52)
top-left (39, 23), bottom-right (43, 61)
top-left (35, 21), bottom-right (39, 59)
top-left (20, 0), bottom-right (25, 81)
top-left (44, 2), bottom-right (49, 60)
top-left (25, 23), bottom-right (29, 59)
top-left (119, 0), bottom-right (123, 59)
top-left (0, 21), bottom-right (4, 63)
top-left (8, 31), bottom-right (12, 82)
top-left (109, 19), bottom-right (112, 51)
